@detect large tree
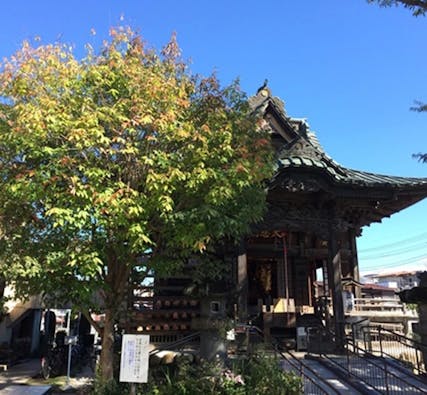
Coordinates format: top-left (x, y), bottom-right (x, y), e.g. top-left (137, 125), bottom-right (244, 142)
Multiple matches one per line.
top-left (0, 27), bottom-right (273, 381)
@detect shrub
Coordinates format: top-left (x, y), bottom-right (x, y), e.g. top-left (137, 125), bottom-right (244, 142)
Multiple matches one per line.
top-left (140, 353), bottom-right (301, 395)
top-left (233, 353), bottom-right (301, 395)
top-left (91, 352), bottom-right (301, 394)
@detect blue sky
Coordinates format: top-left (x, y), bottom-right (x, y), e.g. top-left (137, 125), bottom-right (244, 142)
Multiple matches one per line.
top-left (1, 0), bottom-right (426, 273)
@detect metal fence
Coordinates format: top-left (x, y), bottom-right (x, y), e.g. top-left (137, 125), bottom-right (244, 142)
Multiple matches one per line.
top-left (344, 339), bottom-right (427, 394)
top-left (303, 323), bottom-right (427, 394)
top-left (237, 326), bottom-right (332, 394)
top-left (275, 345), bottom-right (340, 394)
top-left (356, 325), bottom-right (427, 376)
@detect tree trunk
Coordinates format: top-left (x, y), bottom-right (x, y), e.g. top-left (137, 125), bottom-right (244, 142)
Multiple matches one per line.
top-left (98, 247), bottom-right (131, 383)
top-left (99, 307), bottom-right (116, 382)
top-left (0, 276), bottom-right (6, 298)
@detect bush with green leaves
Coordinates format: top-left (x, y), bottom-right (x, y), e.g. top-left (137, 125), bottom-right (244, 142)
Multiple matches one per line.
top-left (94, 353), bottom-right (302, 395)
top-left (235, 353), bottom-right (301, 395)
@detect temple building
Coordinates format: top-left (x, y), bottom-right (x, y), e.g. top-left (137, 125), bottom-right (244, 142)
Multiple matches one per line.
top-left (127, 88), bottom-right (427, 349)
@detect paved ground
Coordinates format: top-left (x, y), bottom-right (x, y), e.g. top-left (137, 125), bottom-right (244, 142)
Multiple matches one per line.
top-left (0, 359), bottom-right (94, 394)
top-left (0, 359), bottom-right (42, 387)
top-left (0, 385), bottom-right (52, 394)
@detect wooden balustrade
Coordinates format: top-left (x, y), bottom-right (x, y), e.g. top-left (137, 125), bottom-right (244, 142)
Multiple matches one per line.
top-left (353, 298), bottom-right (414, 314)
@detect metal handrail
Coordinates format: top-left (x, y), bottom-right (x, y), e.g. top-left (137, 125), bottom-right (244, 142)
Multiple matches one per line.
top-left (149, 331), bottom-right (200, 356)
top-left (235, 324), bottom-right (340, 394)
top-left (305, 322), bottom-right (427, 393)
top-left (274, 344), bottom-right (341, 395)
top-left (346, 338), bottom-right (427, 394)
top-left (319, 352), bottom-right (380, 393)
top-left (357, 325), bottom-right (427, 376)
top-left (375, 326), bottom-right (426, 351)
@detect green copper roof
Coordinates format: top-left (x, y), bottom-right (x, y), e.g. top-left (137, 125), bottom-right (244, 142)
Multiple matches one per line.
top-left (278, 156), bottom-right (427, 188)
top-left (250, 87), bottom-right (427, 190)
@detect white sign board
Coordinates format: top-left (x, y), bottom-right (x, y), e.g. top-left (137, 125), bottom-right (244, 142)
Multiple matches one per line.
top-left (119, 334), bottom-right (150, 383)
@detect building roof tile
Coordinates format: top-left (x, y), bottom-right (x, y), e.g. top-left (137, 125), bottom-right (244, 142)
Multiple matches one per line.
top-left (251, 88), bottom-right (427, 190)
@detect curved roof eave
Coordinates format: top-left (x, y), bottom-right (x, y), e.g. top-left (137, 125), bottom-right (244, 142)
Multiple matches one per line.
top-left (251, 86), bottom-right (427, 223)
top-left (276, 157), bottom-right (427, 191)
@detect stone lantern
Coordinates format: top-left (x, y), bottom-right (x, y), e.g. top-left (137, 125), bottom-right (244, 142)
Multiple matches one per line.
top-left (191, 294), bottom-right (229, 361)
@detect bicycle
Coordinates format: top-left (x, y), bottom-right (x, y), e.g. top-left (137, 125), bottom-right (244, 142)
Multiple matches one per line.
top-left (40, 344), bottom-right (67, 379)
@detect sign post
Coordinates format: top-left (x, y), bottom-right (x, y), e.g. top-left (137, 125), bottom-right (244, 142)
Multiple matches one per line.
top-left (64, 335), bottom-right (78, 386)
top-left (64, 309), bottom-right (72, 388)
top-left (119, 334), bottom-right (150, 393)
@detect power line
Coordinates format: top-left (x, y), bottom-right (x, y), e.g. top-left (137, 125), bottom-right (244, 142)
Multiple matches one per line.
top-left (360, 253), bottom-right (427, 271)
top-left (359, 241), bottom-right (427, 259)
top-left (358, 231), bottom-right (427, 253)
top-left (358, 231), bottom-right (427, 272)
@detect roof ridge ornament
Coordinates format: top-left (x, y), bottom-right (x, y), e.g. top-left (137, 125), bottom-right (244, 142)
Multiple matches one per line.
top-left (256, 78), bottom-right (269, 95)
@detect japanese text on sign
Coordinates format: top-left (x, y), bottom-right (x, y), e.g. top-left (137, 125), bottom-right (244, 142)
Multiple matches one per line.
top-left (119, 334), bottom-right (149, 383)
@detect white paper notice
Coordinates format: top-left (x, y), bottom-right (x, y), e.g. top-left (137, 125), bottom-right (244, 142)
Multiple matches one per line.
top-left (119, 334), bottom-right (150, 383)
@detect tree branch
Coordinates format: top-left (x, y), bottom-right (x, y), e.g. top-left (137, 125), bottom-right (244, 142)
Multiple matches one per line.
top-left (80, 306), bottom-right (102, 335)
top-left (369, 0), bottom-right (427, 15)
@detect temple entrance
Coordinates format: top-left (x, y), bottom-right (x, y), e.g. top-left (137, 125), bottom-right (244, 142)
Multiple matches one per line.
top-left (246, 254), bottom-right (297, 337)
top-left (243, 232), bottom-right (342, 340)
top-left (247, 258), bottom-right (277, 309)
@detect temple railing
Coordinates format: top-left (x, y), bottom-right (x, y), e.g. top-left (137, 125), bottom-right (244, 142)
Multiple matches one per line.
top-left (353, 324), bottom-right (427, 376)
top-left (242, 325), bottom-right (341, 395)
top-left (276, 345), bottom-right (341, 395)
top-left (306, 325), bottom-right (427, 394)
top-left (345, 337), bottom-right (427, 393)
top-left (353, 298), bottom-right (417, 315)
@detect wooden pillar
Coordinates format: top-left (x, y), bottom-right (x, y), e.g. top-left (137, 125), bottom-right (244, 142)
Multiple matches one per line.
top-left (237, 254), bottom-right (248, 321)
top-left (277, 258), bottom-right (285, 297)
top-left (327, 226), bottom-right (345, 350)
top-left (350, 230), bottom-right (361, 298)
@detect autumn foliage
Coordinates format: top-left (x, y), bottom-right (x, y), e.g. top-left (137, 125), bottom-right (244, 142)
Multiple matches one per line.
top-left (0, 27), bottom-right (273, 380)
